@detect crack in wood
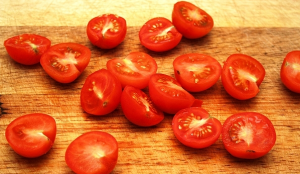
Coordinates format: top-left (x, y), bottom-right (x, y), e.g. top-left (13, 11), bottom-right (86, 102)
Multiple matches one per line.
top-left (0, 96), bottom-right (8, 117)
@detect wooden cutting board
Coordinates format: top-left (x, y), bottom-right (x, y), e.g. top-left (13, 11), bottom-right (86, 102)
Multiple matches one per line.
top-left (0, 26), bottom-right (300, 173)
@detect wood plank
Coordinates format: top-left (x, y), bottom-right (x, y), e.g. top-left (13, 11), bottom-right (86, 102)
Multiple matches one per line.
top-left (0, 26), bottom-right (300, 173)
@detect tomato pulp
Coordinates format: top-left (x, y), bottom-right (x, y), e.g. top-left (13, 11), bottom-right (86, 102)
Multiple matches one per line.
top-left (4, 34), bottom-right (51, 65)
top-left (222, 112), bottom-right (276, 159)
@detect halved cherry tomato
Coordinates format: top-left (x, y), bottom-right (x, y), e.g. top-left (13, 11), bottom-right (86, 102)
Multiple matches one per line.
top-left (172, 107), bottom-right (222, 148)
top-left (221, 54), bottom-right (265, 100)
top-left (222, 112), bottom-right (276, 159)
top-left (173, 53), bottom-right (222, 92)
top-left (148, 73), bottom-right (195, 114)
top-left (87, 14), bottom-right (127, 49)
top-left (280, 50), bottom-right (300, 93)
top-left (107, 52), bottom-right (157, 89)
top-left (139, 17), bottom-right (182, 52)
top-left (65, 131), bottom-right (118, 174)
top-left (121, 85), bottom-right (164, 127)
top-left (40, 43), bottom-right (91, 83)
top-left (80, 69), bottom-right (122, 116)
top-left (172, 1), bottom-right (214, 39)
top-left (4, 34), bottom-right (51, 65)
top-left (5, 113), bottom-right (56, 158)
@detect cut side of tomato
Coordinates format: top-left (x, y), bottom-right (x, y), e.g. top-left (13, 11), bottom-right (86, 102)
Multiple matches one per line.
top-left (87, 14), bottom-right (127, 49)
top-left (80, 69), bottom-right (122, 116)
top-left (121, 85), bottom-right (164, 127)
top-left (40, 43), bottom-right (91, 83)
top-left (280, 50), bottom-right (300, 93)
top-left (65, 131), bottom-right (118, 174)
top-left (173, 53), bottom-right (222, 92)
top-left (139, 17), bottom-right (182, 52)
top-left (4, 34), bottom-right (51, 65)
top-left (221, 54), bottom-right (265, 100)
top-left (222, 112), bottom-right (276, 159)
top-left (172, 1), bottom-right (214, 39)
top-left (5, 113), bottom-right (56, 158)
top-left (148, 73), bottom-right (195, 114)
top-left (107, 52), bottom-right (157, 89)
top-left (172, 107), bottom-right (222, 148)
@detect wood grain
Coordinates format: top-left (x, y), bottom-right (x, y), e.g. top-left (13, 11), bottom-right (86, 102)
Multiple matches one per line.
top-left (1, 26), bottom-right (300, 173)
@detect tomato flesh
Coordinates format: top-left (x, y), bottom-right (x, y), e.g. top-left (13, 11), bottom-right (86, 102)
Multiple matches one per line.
top-left (222, 112), bottom-right (276, 159)
top-left (173, 53), bottom-right (222, 92)
top-left (149, 74), bottom-right (195, 114)
top-left (65, 131), bottom-right (118, 174)
top-left (80, 69), bottom-right (122, 116)
top-left (280, 50), bottom-right (300, 93)
top-left (121, 86), bottom-right (164, 127)
top-left (4, 34), bottom-right (51, 65)
top-left (172, 107), bottom-right (222, 148)
top-left (139, 17), bottom-right (182, 52)
top-left (107, 52), bottom-right (157, 89)
top-left (221, 54), bottom-right (265, 100)
top-left (172, 1), bottom-right (214, 39)
top-left (87, 14), bottom-right (127, 49)
top-left (5, 113), bottom-right (56, 158)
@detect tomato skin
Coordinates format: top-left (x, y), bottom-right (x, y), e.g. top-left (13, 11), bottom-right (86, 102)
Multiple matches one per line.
top-left (4, 34), bottom-right (51, 65)
top-left (5, 113), bottom-right (56, 158)
top-left (107, 52), bottom-right (157, 89)
top-left (280, 51), bottom-right (300, 93)
top-left (172, 107), bottom-right (222, 148)
top-left (148, 73), bottom-right (195, 114)
top-left (139, 17), bottom-right (182, 52)
top-left (80, 69), bottom-right (122, 116)
top-left (65, 131), bottom-right (118, 174)
top-left (172, 1), bottom-right (214, 39)
top-left (173, 53), bottom-right (222, 92)
top-left (87, 14), bottom-right (127, 49)
top-left (121, 86), bottom-right (164, 127)
top-left (222, 112), bottom-right (276, 159)
top-left (221, 54), bottom-right (265, 100)
top-left (40, 43), bottom-right (91, 83)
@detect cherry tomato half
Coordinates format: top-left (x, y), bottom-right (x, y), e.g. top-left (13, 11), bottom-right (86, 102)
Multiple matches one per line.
top-left (65, 131), bottom-right (118, 174)
top-left (221, 54), bottom-right (265, 100)
top-left (222, 112), bottom-right (276, 159)
top-left (280, 50), bottom-right (300, 93)
top-left (4, 34), bottom-right (51, 65)
top-left (139, 17), bottom-right (182, 52)
top-left (80, 69), bottom-right (122, 116)
top-left (107, 52), bottom-right (157, 89)
top-left (87, 14), bottom-right (127, 49)
top-left (172, 1), bottom-right (214, 39)
top-left (40, 43), bottom-right (91, 83)
top-left (149, 73), bottom-right (195, 114)
top-left (121, 85), bottom-right (164, 127)
top-left (172, 107), bottom-right (222, 148)
top-left (5, 113), bottom-right (56, 158)
top-left (173, 53), bottom-right (222, 92)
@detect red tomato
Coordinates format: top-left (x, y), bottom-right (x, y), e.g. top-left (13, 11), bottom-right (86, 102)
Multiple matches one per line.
top-left (173, 53), bottom-right (222, 92)
top-left (121, 85), bottom-right (164, 127)
top-left (4, 34), bottom-right (51, 65)
top-left (221, 54), bottom-right (265, 100)
top-left (5, 113), bottom-right (56, 158)
top-left (87, 14), bottom-right (127, 49)
top-left (65, 131), bottom-right (118, 174)
top-left (148, 73), bottom-right (195, 114)
top-left (172, 1), bottom-right (214, 39)
top-left (172, 107), bottom-right (222, 148)
top-left (107, 52), bottom-right (157, 89)
top-left (139, 17), bottom-right (182, 52)
top-left (80, 69), bottom-right (122, 116)
top-left (40, 43), bottom-right (91, 83)
top-left (280, 50), bottom-right (300, 93)
top-left (222, 112), bottom-right (276, 159)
